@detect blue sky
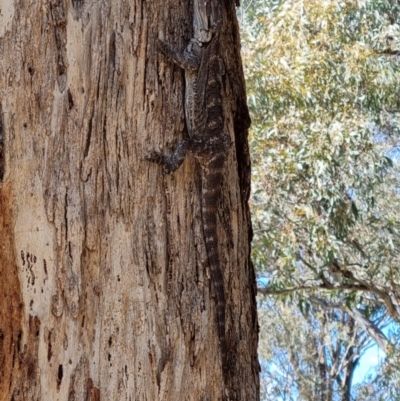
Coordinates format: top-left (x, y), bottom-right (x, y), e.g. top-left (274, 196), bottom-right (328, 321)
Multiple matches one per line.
top-left (353, 343), bottom-right (386, 385)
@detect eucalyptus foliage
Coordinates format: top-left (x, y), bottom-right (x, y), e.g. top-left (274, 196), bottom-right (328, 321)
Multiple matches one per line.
top-left (241, 0), bottom-right (400, 399)
top-left (243, 0), bottom-right (400, 318)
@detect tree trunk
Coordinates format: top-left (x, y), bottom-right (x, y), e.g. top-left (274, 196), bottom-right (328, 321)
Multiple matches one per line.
top-left (0, 0), bottom-right (258, 400)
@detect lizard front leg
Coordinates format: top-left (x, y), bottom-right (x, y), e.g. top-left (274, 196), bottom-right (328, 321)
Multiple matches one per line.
top-left (145, 139), bottom-right (189, 175)
top-left (157, 39), bottom-right (201, 72)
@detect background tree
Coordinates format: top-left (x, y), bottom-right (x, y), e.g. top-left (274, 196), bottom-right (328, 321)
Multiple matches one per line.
top-left (0, 1), bottom-right (258, 400)
top-left (240, 0), bottom-right (400, 398)
top-left (257, 297), bottom-right (400, 401)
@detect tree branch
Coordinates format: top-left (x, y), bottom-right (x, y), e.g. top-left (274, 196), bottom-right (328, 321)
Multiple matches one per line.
top-left (309, 296), bottom-right (388, 352)
top-left (257, 282), bottom-right (370, 296)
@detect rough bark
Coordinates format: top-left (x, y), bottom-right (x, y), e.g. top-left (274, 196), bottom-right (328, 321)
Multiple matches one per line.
top-left (0, 0), bottom-right (258, 400)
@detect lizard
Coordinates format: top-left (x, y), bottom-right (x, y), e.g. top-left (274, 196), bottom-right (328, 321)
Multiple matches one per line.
top-left (146, 27), bottom-right (231, 377)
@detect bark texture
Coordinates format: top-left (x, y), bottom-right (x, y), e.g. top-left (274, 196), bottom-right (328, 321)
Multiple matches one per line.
top-left (0, 0), bottom-right (258, 400)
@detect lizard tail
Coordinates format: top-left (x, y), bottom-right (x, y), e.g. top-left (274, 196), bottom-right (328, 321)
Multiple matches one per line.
top-left (201, 152), bottom-right (227, 374)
